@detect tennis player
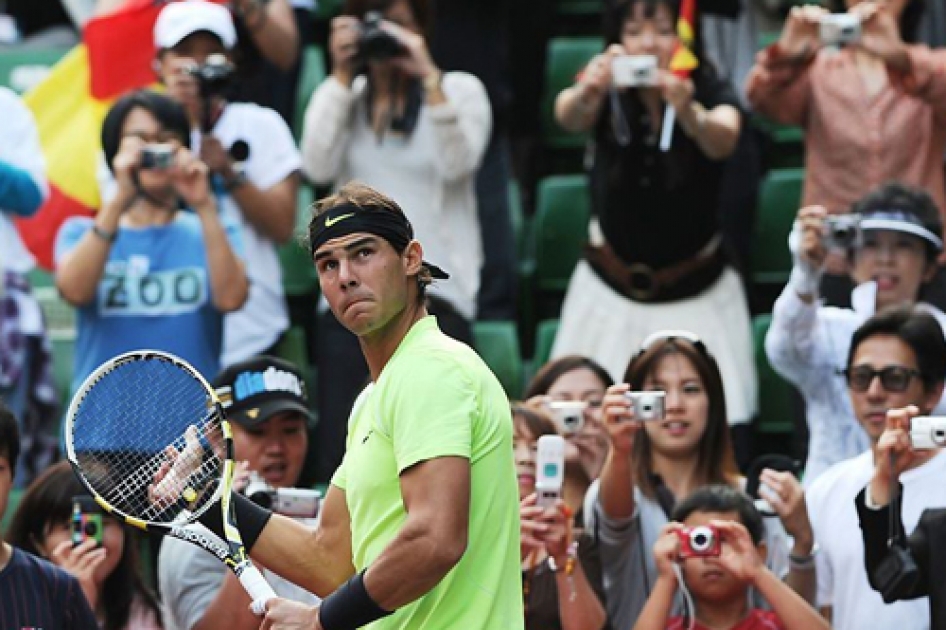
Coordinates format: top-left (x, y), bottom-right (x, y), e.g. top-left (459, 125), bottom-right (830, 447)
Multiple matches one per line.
top-left (226, 181), bottom-right (522, 630)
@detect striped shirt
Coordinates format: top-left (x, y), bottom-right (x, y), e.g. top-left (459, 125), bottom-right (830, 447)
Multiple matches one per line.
top-left (0, 547), bottom-right (99, 630)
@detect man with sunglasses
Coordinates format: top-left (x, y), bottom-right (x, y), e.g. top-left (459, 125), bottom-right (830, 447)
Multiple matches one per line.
top-left (766, 182), bottom-right (946, 486)
top-left (804, 305), bottom-right (946, 630)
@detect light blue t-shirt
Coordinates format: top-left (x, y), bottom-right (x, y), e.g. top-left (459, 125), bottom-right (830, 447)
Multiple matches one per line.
top-left (55, 212), bottom-right (243, 391)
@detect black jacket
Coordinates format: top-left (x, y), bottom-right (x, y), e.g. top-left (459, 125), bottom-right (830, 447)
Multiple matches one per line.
top-left (856, 485), bottom-right (946, 629)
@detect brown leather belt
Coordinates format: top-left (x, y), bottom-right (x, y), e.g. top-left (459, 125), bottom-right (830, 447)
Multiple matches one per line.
top-left (584, 234), bottom-right (724, 303)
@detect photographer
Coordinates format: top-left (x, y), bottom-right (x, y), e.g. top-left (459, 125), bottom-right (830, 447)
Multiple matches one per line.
top-left (55, 90), bottom-right (248, 391)
top-left (804, 305), bottom-right (946, 629)
top-left (152, 0), bottom-right (301, 368)
top-left (746, 0), bottom-right (946, 229)
top-left (158, 355), bottom-right (319, 630)
top-left (549, 0), bottom-right (757, 461)
top-left (857, 404), bottom-right (946, 628)
top-left (300, 0), bottom-right (491, 482)
top-left (766, 182), bottom-right (946, 486)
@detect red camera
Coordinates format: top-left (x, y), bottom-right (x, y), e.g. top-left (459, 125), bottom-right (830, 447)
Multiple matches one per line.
top-left (677, 525), bottom-right (721, 559)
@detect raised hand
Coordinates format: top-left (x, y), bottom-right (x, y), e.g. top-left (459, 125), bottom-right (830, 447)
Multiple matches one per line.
top-left (854, 2), bottom-right (909, 71)
top-left (328, 16), bottom-right (361, 86)
top-left (601, 383), bottom-right (641, 455)
top-left (870, 405), bottom-right (921, 506)
top-left (49, 538), bottom-right (107, 608)
top-left (170, 148), bottom-right (213, 211)
top-left (652, 522), bottom-right (685, 581)
top-left (520, 493), bottom-right (549, 561)
top-left (759, 468), bottom-right (813, 554)
top-left (778, 4), bottom-right (827, 59)
top-left (711, 520), bottom-right (764, 584)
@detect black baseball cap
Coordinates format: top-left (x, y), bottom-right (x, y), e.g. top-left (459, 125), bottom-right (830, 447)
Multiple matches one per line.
top-left (213, 356), bottom-right (312, 428)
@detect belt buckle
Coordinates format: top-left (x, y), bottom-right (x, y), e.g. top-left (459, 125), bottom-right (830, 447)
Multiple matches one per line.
top-left (626, 263), bottom-right (659, 301)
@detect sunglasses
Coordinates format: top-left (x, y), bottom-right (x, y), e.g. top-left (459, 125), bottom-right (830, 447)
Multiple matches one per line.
top-left (841, 365), bottom-right (921, 393)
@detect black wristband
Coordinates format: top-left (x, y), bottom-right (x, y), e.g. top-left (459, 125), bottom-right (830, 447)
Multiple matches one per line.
top-left (197, 491), bottom-right (273, 551)
top-left (320, 570), bottom-right (393, 630)
top-left (92, 224), bottom-right (117, 243)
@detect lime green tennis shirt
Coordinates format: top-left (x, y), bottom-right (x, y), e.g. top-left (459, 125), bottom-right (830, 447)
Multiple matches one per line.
top-left (331, 316), bottom-right (523, 629)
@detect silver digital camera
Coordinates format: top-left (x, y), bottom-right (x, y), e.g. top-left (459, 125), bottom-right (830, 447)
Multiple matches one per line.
top-left (820, 13), bottom-right (861, 46)
top-left (611, 55), bottom-right (659, 88)
top-left (625, 391), bottom-right (666, 421)
top-left (245, 473), bottom-right (321, 519)
top-left (547, 400), bottom-right (587, 434)
top-left (909, 416), bottom-right (946, 450)
top-left (140, 144), bottom-right (175, 170)
top-left (823, 214), bottom-right (862, 250)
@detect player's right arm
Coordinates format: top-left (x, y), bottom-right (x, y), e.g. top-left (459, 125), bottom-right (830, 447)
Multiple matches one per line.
top-left (251, 483), bottom-right (356, 597)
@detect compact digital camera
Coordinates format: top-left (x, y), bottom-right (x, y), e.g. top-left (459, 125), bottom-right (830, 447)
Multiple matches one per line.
top-left (140, 144), bottom-right (175, 170)
top-left (677, 525), bottom-right (721, 559)
top-left (71, 495), bottom-right (104, 547)
top-left (823, 214), bottom-right (862, 250)
top-left (909, 416), bottom-right (946, 450)
top-left (358, 11), bottom-right (406, 62)
top-left (535, 434), bottom-right (566, 509)
top-left (548, 400), bottom-right (587, 435)
top-left (820, 13), bottom-right (861, 46)
top-left (245, 474), bottom-right (321, 519)
top-left (611, 55), bottom-right (659, 88)
top-left (187, 53), bottom-right (235, 99)
top-left (625, 391), bottom-right (666, 421)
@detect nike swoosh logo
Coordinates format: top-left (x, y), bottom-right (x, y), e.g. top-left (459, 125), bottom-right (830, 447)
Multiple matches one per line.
top-left (325, 212), bottom-right (355, 227)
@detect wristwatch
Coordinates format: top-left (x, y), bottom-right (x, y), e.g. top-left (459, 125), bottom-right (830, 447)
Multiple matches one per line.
top-left (223, 170), bottom-right (249, 192)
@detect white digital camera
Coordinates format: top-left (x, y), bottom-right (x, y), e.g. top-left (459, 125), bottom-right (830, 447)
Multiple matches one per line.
top-left (535, 435), bottom-right (566, 509)
top-left (548, 400), bottom-right (587, 435)
top-left (910, 416), bottom-right (946, 450)
top-left (625, 391), bottom-right (666, 421)
top-left (245, 473), bottom-right (321, 518)
top-left (820, 14), bottom-right (861, 46)
top-left (611, 55), bottom-right (659, 88)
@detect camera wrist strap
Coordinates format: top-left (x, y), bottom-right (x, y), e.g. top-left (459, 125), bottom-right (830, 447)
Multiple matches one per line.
top-left (888, 452), bottom-right (905, 549)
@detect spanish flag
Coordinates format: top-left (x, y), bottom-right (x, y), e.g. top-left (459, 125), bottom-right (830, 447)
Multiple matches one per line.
top-left (669, 0), bottom-right (699, 77)
top-left (14, 0), bottom-right (166, 269)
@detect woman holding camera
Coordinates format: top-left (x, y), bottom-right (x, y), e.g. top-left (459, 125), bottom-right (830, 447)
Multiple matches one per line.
top-left (6, 461), bottom-right (162, 630)
top-left (54, 90), bottom-right (248, 392)
top-left (746, 0), bottom-right (946, 226)
top-left (551, 0), bottom-right (757, 462)
top-left (587, 331), bottom-right (813, 630)
top-left (514, 403), bottom-right (610, 630)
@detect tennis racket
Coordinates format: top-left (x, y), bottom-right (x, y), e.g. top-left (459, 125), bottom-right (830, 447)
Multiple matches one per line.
top-left (63, 350), bottom-right (276, 615)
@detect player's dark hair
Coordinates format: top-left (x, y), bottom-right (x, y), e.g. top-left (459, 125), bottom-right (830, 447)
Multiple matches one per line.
top-left (0, 400), bottom-right (19, 478)
top-left (101, 89), bottom-right (190, 173)
top-left (5, 462), bottom-right (161, 630)
top-left (525, 355), bottom-right (614, 399)
top-left (672, 484), bottom-right (766, 545)
top-left (847, 305), bottom-right (946, 392)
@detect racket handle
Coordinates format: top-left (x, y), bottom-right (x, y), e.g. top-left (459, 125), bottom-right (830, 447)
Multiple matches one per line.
top-left (239, 564), bottom-right (278, 616)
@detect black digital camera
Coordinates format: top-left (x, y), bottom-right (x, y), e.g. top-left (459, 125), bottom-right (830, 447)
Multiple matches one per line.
top-left (187, 53), bottom-right (235, 100)
top-left (873, 545), bottom-right (920, 603)
top-left (358, 11), bottom-right (406, 62)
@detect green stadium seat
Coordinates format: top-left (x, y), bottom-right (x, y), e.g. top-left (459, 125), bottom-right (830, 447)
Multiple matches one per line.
top-left (753, 314), bottom-right (794, 435)
top-left (556, 0), bottom-right (602, 16)
top-left (1, 488), bottom-right (23, 537)
top-left (279, 184), bottom-right (319, 297)
top-left (473, 320), bottom-right (523, 398)
top-left (293, 45), bottom-right (327, 141)
top-left (314, 0), bottom-right (343, 20)
top-left (542, 37), bottom-right (603, 151)
top-left (274, 325), bottom-right (308, 370)
top-left (0, 47), bottom-right (70, 93)
top-left (533, 174), bottom-right (591, 296)
top-left (751, 168), bottom-right (804, 286)
top-left (533, 319), bottom-right (560, 370)
top-left (51, 335), bottom-right (75, 408)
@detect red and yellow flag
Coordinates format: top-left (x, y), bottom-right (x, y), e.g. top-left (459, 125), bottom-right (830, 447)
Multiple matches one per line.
top-left (14, 0), bottom-right (167, 269)
top-left (668, 0), bottom-right (699, 77)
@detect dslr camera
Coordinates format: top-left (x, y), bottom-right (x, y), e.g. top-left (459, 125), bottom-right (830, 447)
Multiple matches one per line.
top-left (245, 473), bottom-right (321, 519)
top-left (823, 214), bottom-right (862, 250)
top-left (187, 53), bottom-right (236, 100)
top-left (820, 13), bottom-right (861, 46)
top-left (358, 11), bottom-right (406, 62)
top-left (677, 525), bottom-right (721, 559)
top-left (611, 55), bottom-right (659, 88)
top-left (140, 144), bottom-right (175, 170)
top-left (909, 416), bottom-right (946, 450)
top-left (625, 391), bottom-right (666, 421)
top-left (547, 400), bottom-right (587, 435)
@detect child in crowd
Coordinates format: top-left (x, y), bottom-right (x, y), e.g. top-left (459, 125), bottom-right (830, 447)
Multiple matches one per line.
top-left (0, 401), bottom-right (99, 629)
top-left (633, 486), bottom-right (827, 630)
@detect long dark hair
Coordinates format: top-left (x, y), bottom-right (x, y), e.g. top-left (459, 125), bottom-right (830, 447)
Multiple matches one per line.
top-left (827, 0), bottom-right (925, 43)
top-left (623, 338), bottom-right (738, 500)
top-left (5, 462), bottom-right (161, 630)
top-left (525, 355), bottom-right (614, 398)
top-left (101, 89), bottom-right (189, 173)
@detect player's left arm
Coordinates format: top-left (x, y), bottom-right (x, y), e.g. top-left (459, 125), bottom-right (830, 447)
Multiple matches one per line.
top-left (364, 455), bottom-right (471, 609)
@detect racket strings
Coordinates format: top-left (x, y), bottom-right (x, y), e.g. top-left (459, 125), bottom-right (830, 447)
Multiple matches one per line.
top-left (68, 355), bottom-right (227, 525)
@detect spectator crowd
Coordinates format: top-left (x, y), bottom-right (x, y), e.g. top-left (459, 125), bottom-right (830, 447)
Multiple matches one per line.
top-left (4, 0), bottom-right (946, 628)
